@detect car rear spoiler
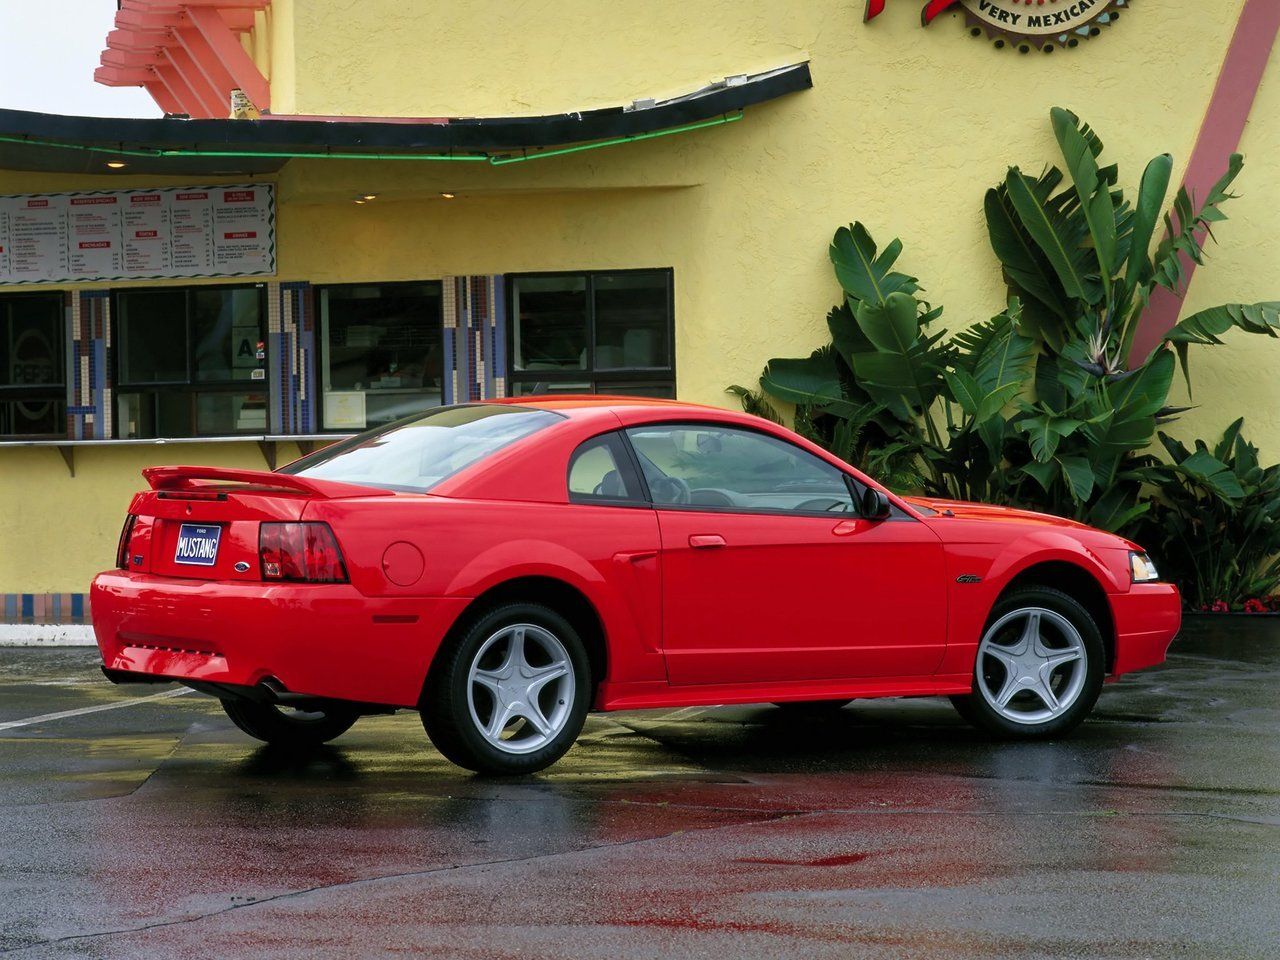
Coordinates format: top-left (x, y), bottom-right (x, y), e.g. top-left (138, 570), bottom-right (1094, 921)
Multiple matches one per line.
top-left (142, 466), bottom-right (396, 499)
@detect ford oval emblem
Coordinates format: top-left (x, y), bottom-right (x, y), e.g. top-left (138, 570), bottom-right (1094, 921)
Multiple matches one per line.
top-left (234, 561), bottom-right (251, 573)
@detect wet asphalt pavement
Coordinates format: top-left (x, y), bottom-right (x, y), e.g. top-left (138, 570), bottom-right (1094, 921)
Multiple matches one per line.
top-left (1, 619), bottom-right (1277, 959)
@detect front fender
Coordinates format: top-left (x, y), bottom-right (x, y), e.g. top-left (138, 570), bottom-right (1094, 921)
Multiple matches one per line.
top-left (986, 531), bottom-right (1129, 596)
top-left (936, 528), bottom-right (1128, 678)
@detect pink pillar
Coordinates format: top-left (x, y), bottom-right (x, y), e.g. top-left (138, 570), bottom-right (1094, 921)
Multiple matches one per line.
top-left (1129, 0), bottom-right (1280, 364)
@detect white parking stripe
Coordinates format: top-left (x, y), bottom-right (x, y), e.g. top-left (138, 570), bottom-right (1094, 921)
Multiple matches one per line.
top-left (0, 688), bottom-right (194, 732)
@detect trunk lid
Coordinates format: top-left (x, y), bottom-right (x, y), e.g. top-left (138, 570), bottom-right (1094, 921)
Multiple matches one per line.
top-left (125, 466), bottom-right (391, 581)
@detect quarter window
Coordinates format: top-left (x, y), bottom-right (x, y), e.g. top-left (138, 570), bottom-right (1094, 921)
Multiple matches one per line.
top-left (0, 292), bottom-right (65, 438)
top-left (318, 282), bottom-right (444, 432)
top-left (625, 424), bottom-right (855, 514)
top-left (567, 433), bottom-right (644, 503)
top-left (509, 270), bottom-right (674, 398)
top-left (114, 284), bottom-right (267, 438)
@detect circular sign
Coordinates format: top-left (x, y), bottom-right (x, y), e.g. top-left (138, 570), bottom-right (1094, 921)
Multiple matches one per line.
top-left (960, 0), bottom-right (1122, 47)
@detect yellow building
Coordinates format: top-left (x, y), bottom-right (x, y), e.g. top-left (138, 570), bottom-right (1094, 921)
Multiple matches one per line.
top-left (1, 0), bottom-right (1278, 634)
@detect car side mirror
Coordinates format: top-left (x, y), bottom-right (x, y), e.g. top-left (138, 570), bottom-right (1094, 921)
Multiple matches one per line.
top-left (860, 487), bottom-right (892, 521)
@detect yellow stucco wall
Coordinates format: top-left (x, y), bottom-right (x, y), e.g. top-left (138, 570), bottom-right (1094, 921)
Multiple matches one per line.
top-left (1, 0), bottom-right (1277, 596)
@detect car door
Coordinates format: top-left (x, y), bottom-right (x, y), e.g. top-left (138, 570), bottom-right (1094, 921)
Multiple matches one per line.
top-left (622, 422), bottom-right (947, 686)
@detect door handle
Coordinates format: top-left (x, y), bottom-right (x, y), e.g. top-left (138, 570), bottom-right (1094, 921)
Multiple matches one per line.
top-left (832, 520), bottom-right (862, 536)
top-left (688, 534), bottom-right (726, 549)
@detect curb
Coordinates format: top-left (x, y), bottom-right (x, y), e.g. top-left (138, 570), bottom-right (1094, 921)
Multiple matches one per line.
top-left (0, 625), bottom-right (96, 647)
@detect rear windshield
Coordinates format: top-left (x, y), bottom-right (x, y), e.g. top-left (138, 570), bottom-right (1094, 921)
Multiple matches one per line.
top-left (282, 404), bottom-right (563, 493)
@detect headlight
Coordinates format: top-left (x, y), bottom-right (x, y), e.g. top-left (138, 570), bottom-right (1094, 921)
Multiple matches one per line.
top-left (1129, 551), bottom-right (1160, 583)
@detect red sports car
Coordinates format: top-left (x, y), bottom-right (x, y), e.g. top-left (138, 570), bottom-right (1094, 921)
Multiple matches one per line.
top-left (92, 398), bottom-right (1181, 774)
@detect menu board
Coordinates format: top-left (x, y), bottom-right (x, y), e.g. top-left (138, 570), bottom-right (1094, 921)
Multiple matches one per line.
top-left (0, 184), bottom-right (275, 285)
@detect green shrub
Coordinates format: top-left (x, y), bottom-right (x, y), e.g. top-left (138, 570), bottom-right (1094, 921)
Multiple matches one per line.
top-left (1134, 420), bottom-right (1280, 610)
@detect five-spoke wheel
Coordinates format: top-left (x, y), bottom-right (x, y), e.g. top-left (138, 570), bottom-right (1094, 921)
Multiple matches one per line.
top-left (951, 586), bottom-right (1104, 738)
top-left (421, 603), bottom-right (591, 774)
top-left (467, 623), bottom-right (575, 755)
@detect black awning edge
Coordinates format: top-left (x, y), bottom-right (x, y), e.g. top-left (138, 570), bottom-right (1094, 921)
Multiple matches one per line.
top-left (0, 62), bottom-right (812, 159)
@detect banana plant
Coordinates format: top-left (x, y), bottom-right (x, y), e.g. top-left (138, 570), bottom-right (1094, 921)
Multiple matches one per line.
top-left (981, 108), bottom-right (1280, 524)
top-left (988, 108), bottom-right (1280, 387)
top-left (734, 107), bottom-right (1280, 533)
top-left (742, 223), bottom-right (1033, 500)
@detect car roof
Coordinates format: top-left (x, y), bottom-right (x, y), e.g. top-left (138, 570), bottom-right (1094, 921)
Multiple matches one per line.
top-left (486, 395), bottom-right (739, 420)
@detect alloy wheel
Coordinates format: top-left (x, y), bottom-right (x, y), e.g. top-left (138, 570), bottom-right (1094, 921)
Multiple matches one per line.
top-left (975, 606), bottom-right (1088, 724)
top-left (466, 623), bottom-right (575, 754)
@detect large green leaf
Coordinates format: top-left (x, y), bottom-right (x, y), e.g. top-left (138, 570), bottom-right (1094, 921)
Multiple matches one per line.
top-left (1087, 484), bottom-right (1150, 533)
top-left (943, 368), bottom-right (981, 416)
top-left (1124, 153), bottom-right (1173, 289)
top-left (1019, 459), bottom-right (1058, 492)
top-left (971, 314), bottom-right (1036, 395)
top-left (976, 382), bottom-right (1021, 423)
top-left (1082, 410), bottom-right (1157, 465)
top-left (829, 223), bottom-right (919, 306)
top-left (1107, 348), bottom-right (1175, 419)
top-left (1179, 449), bottom-right (1245, 501)
top-left (1162, 301), bottom-right (1280, 393)
top-left (1005, 166), bottom-right (1092, 303)
top-left (855, 291), bottom-right (919, 354)
top-left (1051, 107), bottom-right (1118, 292)
top-left (1017, 413), bottom-right (1083, 461)
top-left (851, 350), bottom-right (937, 413)
top-left (984, 185), bottom-right (1070, 320)
top-left (760, 349), bottom-right (843, 406)
top-left (1164, 301), bottom-right (1280, 345)
top-left (1058, 455), bottom-right (1095, 502)
top-left (826, 303), bottom-right (872, 370)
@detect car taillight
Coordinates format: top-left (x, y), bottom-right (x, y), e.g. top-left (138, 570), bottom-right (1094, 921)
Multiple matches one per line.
top-left (116, 514), bottom-right (137, 569)
top-left (259, 522), bottom-right (348, 583)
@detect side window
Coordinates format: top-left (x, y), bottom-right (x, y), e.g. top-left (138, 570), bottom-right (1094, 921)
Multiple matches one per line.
top-left (568, 433), bottom-right (644, 504)
top-left (624, 424), bottom-right (855, 514)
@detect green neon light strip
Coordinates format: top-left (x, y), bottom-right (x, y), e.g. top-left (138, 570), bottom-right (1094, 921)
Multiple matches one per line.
top-left (487, 112), bottom-right (743, 165)
top-left (0, 112), bottom-right (743, 167)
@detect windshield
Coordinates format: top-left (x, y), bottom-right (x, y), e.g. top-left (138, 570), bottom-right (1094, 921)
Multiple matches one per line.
top-left (282, 404), bottom-right (563, 493)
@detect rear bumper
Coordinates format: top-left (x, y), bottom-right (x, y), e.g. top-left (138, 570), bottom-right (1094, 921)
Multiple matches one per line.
top-left (1111, 582), bottom-right (1181, 676)
top-left (90, 571), bottom-right (469, 708)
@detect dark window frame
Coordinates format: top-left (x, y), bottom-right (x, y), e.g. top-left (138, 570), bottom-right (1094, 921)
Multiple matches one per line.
top-left (505, 268), bottom-right (675, 397)
top-left (111, 282), bottom-right (269, 438)
top-left (314, 279), bottom-right (446, 434)
top-left (0, 291), bottom-right (67, 440)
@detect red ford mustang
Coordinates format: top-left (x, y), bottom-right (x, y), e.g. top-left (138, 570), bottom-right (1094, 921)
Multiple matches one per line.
top-left (92, 398), bottom-right (1181, 774)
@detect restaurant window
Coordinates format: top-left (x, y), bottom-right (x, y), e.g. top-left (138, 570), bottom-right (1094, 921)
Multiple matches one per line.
top-left (114, 284), bottom-right (267, 438)
top-left (318, 282), bottom-right (443, 431)
top-left (508, 270), bottom-right (674, 397)
top-left (0, 292), bottom-right (65, 438)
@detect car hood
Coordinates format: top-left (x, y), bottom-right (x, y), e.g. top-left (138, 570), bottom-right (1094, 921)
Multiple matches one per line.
top-left (902, 496), bottom-right (1097, 531)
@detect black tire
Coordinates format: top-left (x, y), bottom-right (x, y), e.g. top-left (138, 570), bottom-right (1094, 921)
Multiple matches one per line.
top-left (221, 698), bottom-right (359, 747)
top-left (950, 585), bottom-right (1105, 739)
top-left (772, 699), bottom-right (852, 714)
top-left (420, 602), bottom-right (591, 775)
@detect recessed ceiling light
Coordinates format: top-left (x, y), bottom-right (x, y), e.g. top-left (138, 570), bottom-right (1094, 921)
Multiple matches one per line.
top-left (353, 199), bottom-right (367, 205)
top-left (106, 161), bottom-right (126, 169)
top-left (361, 194), bottom-right (377, 201)
top-left (440, 192), bottom-right (455, 199)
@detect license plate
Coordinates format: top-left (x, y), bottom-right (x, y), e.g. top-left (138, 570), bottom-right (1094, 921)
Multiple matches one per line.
top-left (174, 523), bottom-right (222, 566)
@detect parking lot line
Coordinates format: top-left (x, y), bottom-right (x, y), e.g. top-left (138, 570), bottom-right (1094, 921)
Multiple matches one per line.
top-left (0, 688), bottom-right (194, 732)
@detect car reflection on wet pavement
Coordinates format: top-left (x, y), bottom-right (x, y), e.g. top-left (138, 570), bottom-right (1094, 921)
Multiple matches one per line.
top-left (1, 618), bottom-right (1277, 959)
